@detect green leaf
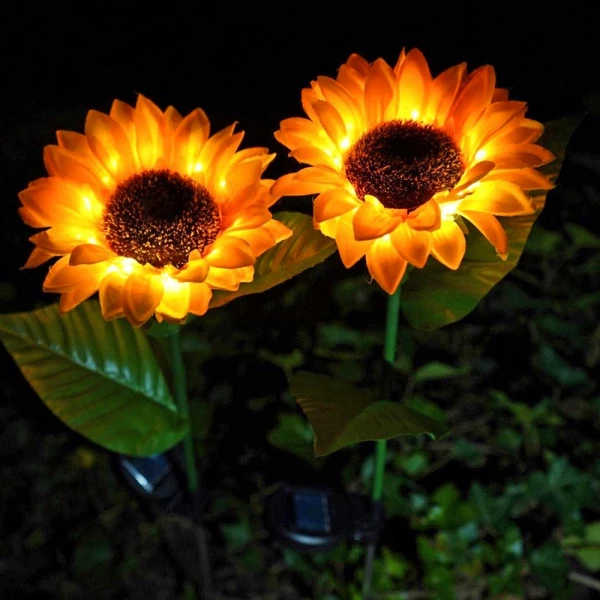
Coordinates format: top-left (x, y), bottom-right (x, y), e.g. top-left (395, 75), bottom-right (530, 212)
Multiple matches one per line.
top-left (530, 544), bottom-right (570, 592)
top-left (209, 212), bottom-right (336, 308)
top-left (290, 371), bottom-right (448, 456)
top-left (267, 412), bottom-right (319, 466)
top-left (402, 116), bottom-right (582, 330)
top-left (563, 522), bottom-right (600, 572)
top-left (564, 222), bottom-right (600, 249)
top-left (0, 301), bottom-right (185, 456)
top-left (413, 361), bottom-right (468, 383)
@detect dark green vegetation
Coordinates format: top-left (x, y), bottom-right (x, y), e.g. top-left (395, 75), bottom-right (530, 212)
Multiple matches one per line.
top-left (1, 115), bottom-right (600, 599)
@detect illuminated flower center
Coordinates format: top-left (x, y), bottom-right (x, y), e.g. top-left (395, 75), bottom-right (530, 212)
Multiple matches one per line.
top-left (344, 120), bottom-right (465, 210)
top-left (103, 169), bottom-right (221, 268)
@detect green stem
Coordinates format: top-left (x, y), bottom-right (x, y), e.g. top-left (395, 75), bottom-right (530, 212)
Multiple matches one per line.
top-left (363, 284), bottom-right (403, 599)
top-left (373, 284), bottom-right (402, 501)
top-left (168, 328), bottom-right (198, 494)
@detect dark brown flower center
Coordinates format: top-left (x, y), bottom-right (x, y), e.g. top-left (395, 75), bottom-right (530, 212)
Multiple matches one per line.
top-left (102, 169), bottom-right (221, 268)
top-left (344, 120), bottom-right (464, 210)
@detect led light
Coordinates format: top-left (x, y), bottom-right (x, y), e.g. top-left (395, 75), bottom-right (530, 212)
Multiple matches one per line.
top-left (339, 137), bottom-right (351, 150)
top-left (194, 161), bottom-right (204, 173)
top-left (475, 149), bottom-right (487, 161)
top-left (410, 109), bottom-right (420, 120)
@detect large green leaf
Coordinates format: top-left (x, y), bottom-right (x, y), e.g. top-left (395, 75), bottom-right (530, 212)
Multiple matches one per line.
top-left (0, 301), bottom-right (185, 456)
top-left (402, 116), bottom-right (582, 330)
top-left (290, 371), bottom-right (448, 456)
top-left (209, 212), bottom-right (336, 308)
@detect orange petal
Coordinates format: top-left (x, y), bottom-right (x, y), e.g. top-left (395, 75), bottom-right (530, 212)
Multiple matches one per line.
top-left (313, 189), bottom-right (360, 223)
top-left (317, 75), bottom-right (363, 128)
top-left (229, 219), bottom-right (291, 256)
top-left (155, 278), bottom-right (191, 323)
top-left (492, 88), bottom-right (510, 102)
top-left (69, 243), bottom-right (115, 266)
top-left (172, 107), bottom-right (211, 173)
top-left (459, 181), bottom-right (534, 216)
top-left (406, 200), bottom-right (441, 231)
top-left (22, 247), bottom-right (54, 269)
top-left (205, 266), bottom-right (244, 291)
top-left (346, 53), bottom-right (370, 76)
top-left (301, 87), bottom-right (320, 122)
top-left (271, 173), bottom-right (327, 196)
top-left (30, 227), bottom-right (101, 255)
top-left (454, 161), bottom-right (495, 194)
top-left (450, 65), bottom-right (496, 136)
top-left (459, 210), bottom-right (508, 259)
top-left (85, 110), bottom-right (137, 180)
top-left (99, 271), bottom-right (127, 320)
top-left (188, 282), bottom-right (212, 316)
top-left (337, 64), bottom-right (367, 101)
top-left (134, 95), bottom-right (165, 170)
top-left (492, 118), bottom-right (544, 145)
top-left (426, 63), bottom-right (466, 126)
top-left (205, 236), bottom-right (255, 268)
top-left (43, 146), bottom-right (104, 189)
top-left (122, 271), bottom-right (164, 327)
top-left (334, 210), bottom-right (373, 267)
top-left (312, 100), bottom-right (348, 148)
top-left (431, 221), bottom-right (466, 269)
top-left (483, 168), bottom-right (553, 190)
top-left (18, 179), bottom-right (100, 229)
top-left (486, 144), bottom-right (554, 169)
top-left (173, 259), bottom-right (209, 283)
top-left (290, 146), bottom-right (338, 169)
top-left (58, 279), bottom-right (101, 313)
top-left (364, 58), bottom-right (395, 128)
top-left (352, 197), bottom-right (403, 241)
top-left (469, 101), bottom-right (527, 153)
top-left (221, 159), bottom-right (263, 202)
top-left (365, 237), bottom-right (408, 294)
top-left (44, 257), bottom-right (109, 292)
top-left (390, 225), bottom-right (432, 268)
top-left (396, 48), bottom-right (431, 120)
top-left (109, 99), bottom-right (137, 154)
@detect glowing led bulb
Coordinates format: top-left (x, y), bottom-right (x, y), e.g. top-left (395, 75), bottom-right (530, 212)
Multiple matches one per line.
top-left (410, 109), bottom-right (420, 121)
top-left (475, 149), bottom-right (487, 161)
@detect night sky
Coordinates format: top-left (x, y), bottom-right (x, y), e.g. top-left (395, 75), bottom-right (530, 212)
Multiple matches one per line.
top-left (1, 2), bottom-right (599, 303)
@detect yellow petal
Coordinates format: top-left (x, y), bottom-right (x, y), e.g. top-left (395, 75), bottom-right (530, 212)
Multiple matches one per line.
top-left (122, 271), bottom-right (164, 327)
top-left (459, 210), bottom-right (508, 259)
top-left (205, 236), bottom-right (255, 268)
top-left (365, 237), bottom-right (408, 294)
top-left (406, 200), bottom-right (441, 231)
top-left (483, 168), bottom-right (553, 190)
top-left (468, 101), bottom-right (526, 154)
top-left (313, 189), bottom-right (360, 223)
top-left (390, 225), bottom-right (432, 268)
top-left (99, 271), bottom-right (127, 320)
top-left (431, 221), bottom-right (466, 269)
top-left (334, 210), bottom-right (373, 267)
top-left (69, 243), bottom-right (115, 265)
top-left (188, 282), bottom-right (212, 316)
top-left (364, 58), bottom-right (395, 128)
top-left (459, 181), bottom-right (534, 216)
top-left (352, 197), bottom-right (403, 241)
top-left (173, 259), bottom-right (209, 283)
top-left (109, 99), bottom-right (137, 156)
top-left (155, 278), bottom-right (191, 323)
